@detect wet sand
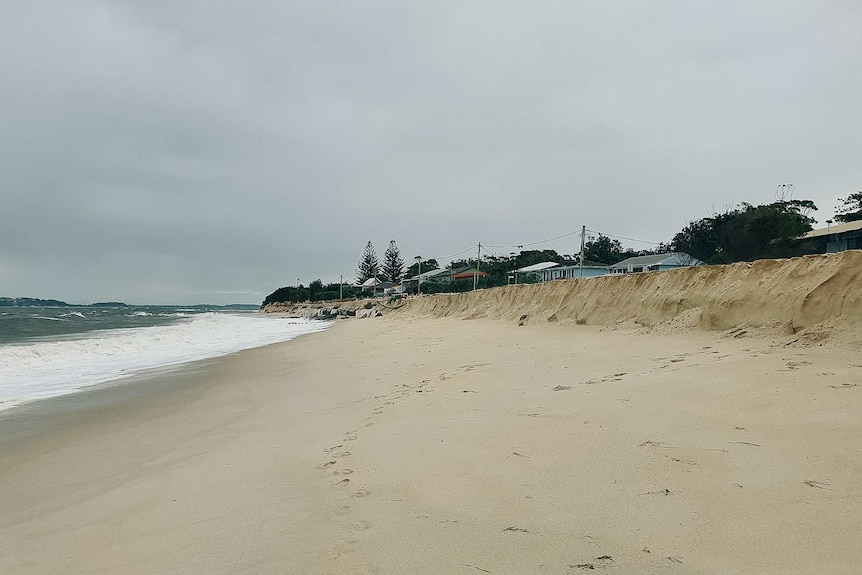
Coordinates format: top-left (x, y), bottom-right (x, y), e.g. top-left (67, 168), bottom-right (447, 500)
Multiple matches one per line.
top-left (2, 316), bottom-right (861, 574)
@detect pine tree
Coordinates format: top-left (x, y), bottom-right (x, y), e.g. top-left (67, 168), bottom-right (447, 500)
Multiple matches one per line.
top-left (382, 240), bottom-right (405, 282)
top-left (355, 241), bottom-right (381, 284)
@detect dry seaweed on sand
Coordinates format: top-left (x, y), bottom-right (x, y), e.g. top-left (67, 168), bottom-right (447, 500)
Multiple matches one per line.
top-left (569, 556), bottom-right (614, 570)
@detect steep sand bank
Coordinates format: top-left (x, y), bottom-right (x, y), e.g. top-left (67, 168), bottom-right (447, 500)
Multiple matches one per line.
top-left (399, 251), bottom-right (862, 340)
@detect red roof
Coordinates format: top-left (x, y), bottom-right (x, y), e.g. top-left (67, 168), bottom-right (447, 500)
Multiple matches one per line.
top-left (451, 271), bottom-right (489, 279)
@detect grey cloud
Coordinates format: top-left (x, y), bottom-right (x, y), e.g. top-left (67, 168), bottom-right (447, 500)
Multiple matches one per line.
top-left (1, 1), bottom-right (860, 303)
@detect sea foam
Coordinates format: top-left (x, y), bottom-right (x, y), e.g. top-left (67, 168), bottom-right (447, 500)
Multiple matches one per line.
top-left (0, 313), bottom-right (330, 410)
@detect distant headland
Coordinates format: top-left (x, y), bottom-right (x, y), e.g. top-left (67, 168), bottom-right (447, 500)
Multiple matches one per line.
top-left (0, 298), bottom-right (257, 310)
top-left (0, 297), bottom-right (76, 307)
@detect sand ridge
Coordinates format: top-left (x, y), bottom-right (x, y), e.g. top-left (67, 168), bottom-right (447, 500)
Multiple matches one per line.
top-left (397, 251), bottom-right (862, 342)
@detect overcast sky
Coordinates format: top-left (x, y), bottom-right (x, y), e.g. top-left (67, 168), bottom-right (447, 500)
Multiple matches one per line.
top-left (2, 1), bottom-right (860, 304)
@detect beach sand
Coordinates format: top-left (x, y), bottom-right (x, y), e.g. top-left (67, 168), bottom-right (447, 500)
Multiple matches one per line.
top-left (2, 313), bottom-right (861, 574)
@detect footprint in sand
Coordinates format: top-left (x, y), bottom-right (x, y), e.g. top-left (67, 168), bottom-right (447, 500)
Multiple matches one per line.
top-left (333, 469), bottom-right (354, 476)
top-left (317, 461), bottom-right (337, 469)
top-left (352, 489), bottom-right (372, 498)
top-left (336, 478), bottom-right (351, 486)
top-left (323, 444), bottom-right (344, 454)
top-left (334, 505), bottom-right (351, 516)
top-left (352, 519), bottom-right (372, 532)
top-left (343, 433), bottom-right (358, 441)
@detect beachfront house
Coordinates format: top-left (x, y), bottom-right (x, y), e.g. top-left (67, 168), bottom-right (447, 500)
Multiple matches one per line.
top-left (358, 277), bottom-right (400, 296)
top-left (800, 220), bottom-right (862, 253)
top-left (401, 268), bottom-right (450, 292)
top-left (509, 261), bottom-right (609, 284)
top-left (608, 253), bottom-right (701, 274)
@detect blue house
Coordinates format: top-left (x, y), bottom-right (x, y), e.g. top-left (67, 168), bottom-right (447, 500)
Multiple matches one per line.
top-left (510, 261), bottom-right (609, 283)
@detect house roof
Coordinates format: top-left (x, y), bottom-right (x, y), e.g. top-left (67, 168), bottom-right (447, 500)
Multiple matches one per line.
top-left (801, 219), bottom-right (862, 239)
top-left (360, 277), bottom-right (381, 287)
top-left (609, 253), bottom-right (700, 269)
top-left (545, 262), bottom-right (610, 270)
top-left (405, 268), bottom-right (449, 281)
top-left (516, 261), bottom-right (560, 273)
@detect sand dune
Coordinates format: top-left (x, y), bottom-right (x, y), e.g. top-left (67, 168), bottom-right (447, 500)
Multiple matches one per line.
top-left (400, 251), bottom-right (862, 340)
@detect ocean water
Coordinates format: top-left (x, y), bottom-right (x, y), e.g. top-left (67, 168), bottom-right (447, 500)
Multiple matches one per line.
top-left (0, 305), bottom-right (330, 411)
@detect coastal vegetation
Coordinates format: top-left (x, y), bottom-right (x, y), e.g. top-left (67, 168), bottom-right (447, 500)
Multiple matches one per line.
top-left (669, 198), bottom-right (819, 265)
top-left (834, 192), bottom-right (862, 223)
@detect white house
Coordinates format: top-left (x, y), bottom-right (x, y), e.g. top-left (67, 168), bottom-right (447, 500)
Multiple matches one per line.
top-left (510, 261), bottom-right (609, 283)
top-left (608, 253), bottom-right (701, 274)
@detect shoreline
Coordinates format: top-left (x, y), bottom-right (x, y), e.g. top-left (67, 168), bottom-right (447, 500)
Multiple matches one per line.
top-left (0, 313), bottom-right (331, 415)
top-left (2, 315), bottom-right (861, 573)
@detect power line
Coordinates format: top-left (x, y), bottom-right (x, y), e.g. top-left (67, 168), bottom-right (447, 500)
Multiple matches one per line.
top-left (433, 243), bottom-right (479, 261)
top-left (585, 229), bottom-right (663, 246)
top-left (431, 228), bottom-right (662, 266)
top-left (484, 227), bottom-right (661, 251)
top-left (484, 228), bottom-right (582, 249)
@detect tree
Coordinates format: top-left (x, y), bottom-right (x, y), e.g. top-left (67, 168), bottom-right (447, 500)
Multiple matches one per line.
top-left (261, 285), bottom-right (309, 307)
top-left (583, 235), bottom-right (625, 264)
top-left (835, 192), bottom-right (862, 223)
top-left (355, 241), bottom-right (381, 284)
top-left (309, 279), bottom-right (323, 301)
top-left (404, 258), bottom-right (438, 279)
top-left (505, 250), bottom-right (564, 270)
top-left (382, 240), bottom-right (405, 282)
top-left (670, 199), bottom-right (817, 264)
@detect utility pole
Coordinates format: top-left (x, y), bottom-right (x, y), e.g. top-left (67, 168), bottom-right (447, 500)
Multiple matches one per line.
top-left (579, 226), bottom-right (586, 279)
top-left (339, 274), bottom-right (343, 300)
top-left (474, 242), bottom-right (482, 291)
top-left (415, 256), bottom-right (422, 296)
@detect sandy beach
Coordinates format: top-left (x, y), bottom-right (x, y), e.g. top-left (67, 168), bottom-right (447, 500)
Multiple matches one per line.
top-left (2, 301), bottom-right (861, 573)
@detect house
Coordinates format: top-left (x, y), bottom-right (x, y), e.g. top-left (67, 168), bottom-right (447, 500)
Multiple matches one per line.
top-left (800, 220), bottom-right (862, 253)
top-left (403, 268), bottom-right (451, 283)
top-left (535, 261), bottom-right (609, 281)
top-left (448, 265), bottom-right (488, 283)
top-left (451, 270), bottom-right (488, 281)
top-left (358, 277), bottom-right (381, 290)
top-left (509, 261), bottom-right (609, 283)
top-left (358, 277), bottom-right (400, 296)
top-left (401, 268), bottom-right (451, 292)
top-left (608, 253), bottom-right (701, 274)
top-left (509, 261), bottom-right (559, 284)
